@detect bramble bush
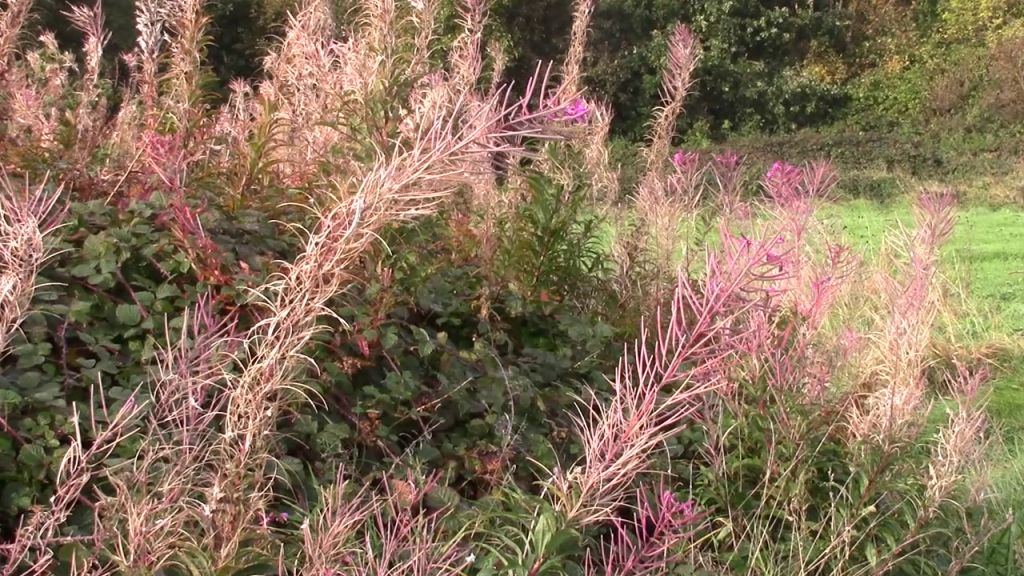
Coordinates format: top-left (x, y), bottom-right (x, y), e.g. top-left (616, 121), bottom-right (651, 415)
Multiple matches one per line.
top-left (0, 0), bottom-right (1021, 575)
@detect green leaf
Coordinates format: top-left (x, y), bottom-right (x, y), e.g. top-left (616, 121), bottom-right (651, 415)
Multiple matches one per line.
top-left (69, 299), bottom-right (93, 321)
top-left (532, 508), bottom-right (557, 555)
top-left (424, 485), bottom-right (461, 510)
top-left (16, 371), bottom-right (42, 390)
top-left (68, 262), bottom-right (96, 278)
top-left (865, 541), bottom-right (877, 566)
top-left (156, 283), bottom-right (182, 299)
top-left (381, 329), bottom-right (399, 349)
top-left (98, 256), bottom-right (119, 274)
top-left (0, 388), bottom-right (23, 407)
top-left (280, 456), bottom-right (304, 473)
top-left (18, 444), bottom-right (46, 468)
top-left (416, 444), bottom-right (442, 462)
top-left (134, 291), bottom-right (156, 306)
top-left (82, 233), bottom-right (110, 260)
top-left (0, 482), bottom-right (33, 511)
top-left (115, 304), bottom-right (143, 326)
top-left (86, 273), bottom-right (112, 286)
top-left (15, 352), bottom-right (45, 370)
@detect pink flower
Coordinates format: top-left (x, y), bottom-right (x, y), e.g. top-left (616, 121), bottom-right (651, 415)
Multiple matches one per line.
top-left (659, 490), bottom-right (698, 520)
top-left (672, 149), bottom-right (700, 168)
top-left (565, 98), bottom-right (590, 122)
top-left (765, 161), bottom-right (800, 184)
top-left (714, 151), bottom-right (741, 170)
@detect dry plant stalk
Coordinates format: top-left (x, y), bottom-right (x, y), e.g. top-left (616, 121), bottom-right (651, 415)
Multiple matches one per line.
top-left (581, 101), bottom-right (620, 208)
top-left (97, 87), bottom-right (574, 572)
top-left (4, 0), bottom-right (584, 569)
top-left (547, 230), bottom-right (787, 528)
top-left (2, 387), bottom-right (146, 576)
top-left (0, 0), bottom-right (34, 82)
top-left (130, 0), bottom-right (166, 129)
top-left (255, 0), bottom-right (357, 181)
top-left (0, 171), bottom-right (63, 356)
top-left (639, 24), bottom-right (700, 181)
top-left (94, 298), bottom-right (243, 571)
top-left (3, 33), bottom-right (75, 150)
top-left (622, 24), bottom-right (702, 292)
top-left (61, 1), bottom-right (111, 159)
top-left (410, 0), bottom-right (440, 78)
top-left (0, 174), bottom-right (121, 576)
top-left (849, 191), bottom-right (958, 448)
top-left (300, 470), bottom-right (474, 575)
top-left (450, 0), bottom-right (487, 93)
top-left (678, 190), bottom-right (1003, 576)
top-left (559, 0), bottom-right (597, 100)
top-left (163, 0), bottom-right (213, 134)
top-left (487, 39), bottom-right (507, 95)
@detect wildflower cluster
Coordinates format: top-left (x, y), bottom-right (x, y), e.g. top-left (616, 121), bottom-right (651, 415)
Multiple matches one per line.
top-left (565, 98), bottom-right (591, 122)
top-left (258, 511), bottom-right (290, 529)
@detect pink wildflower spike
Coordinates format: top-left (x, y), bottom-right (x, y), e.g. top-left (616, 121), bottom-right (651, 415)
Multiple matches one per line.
top-left (565, 98), bottom-right (590, 122)
top-left (713, 151), bottom-right (741, 170)
top-left (672, 149), bottom-right (699, 168)
top-left (660, 490), bottom-right (677, 511)
top-left (680, 499), bottom-right (695, 519)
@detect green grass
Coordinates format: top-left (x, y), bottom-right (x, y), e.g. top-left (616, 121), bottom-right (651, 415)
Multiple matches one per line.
top-left (822, 199), bottom-right (1024, 337)
top-left (821, 198), bottom-right (1024, 507)
top-left (598, 195), bottom-right (1024, 503)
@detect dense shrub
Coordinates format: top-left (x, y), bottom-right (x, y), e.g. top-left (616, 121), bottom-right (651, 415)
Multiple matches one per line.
top-left (0, 194), bottom-right (293, 529)
top-left (1, 0), bottom-right (1021, 574)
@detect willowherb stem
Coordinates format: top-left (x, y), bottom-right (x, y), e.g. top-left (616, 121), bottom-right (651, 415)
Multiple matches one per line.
top-left (551, 225), bottom-right (791, 528)
top-left (641, 24), bottom-right (700, 179)
top-left (0, 0), bottom-right (35, 83)
top-left (585, 484), bottom-right (705, 576)
top-left (0, 171), bottom-right (64, 358)
top-left (559, 0), bottom-right (597, 100)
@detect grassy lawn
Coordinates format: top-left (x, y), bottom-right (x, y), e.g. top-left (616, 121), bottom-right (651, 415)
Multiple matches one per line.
top-left (821, 198), bottom-right (1024, 503)
top-left (822, 199), bottom-right (1024, 338)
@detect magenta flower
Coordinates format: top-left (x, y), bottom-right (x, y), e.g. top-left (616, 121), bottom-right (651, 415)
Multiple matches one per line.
top-left (672, 149), bottom-right (700, 168)
top-left (765, 161), bottom-right (801, 185)
top-left (659, 490), bottom-right (698, 520)
top-left (714, 151), bottom-right (741, 170)
top-left (565, 98), bottom-right (590, 122)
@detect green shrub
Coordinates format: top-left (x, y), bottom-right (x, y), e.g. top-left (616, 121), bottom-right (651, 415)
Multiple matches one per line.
top-left (0, 194), bottom-right (294, 529)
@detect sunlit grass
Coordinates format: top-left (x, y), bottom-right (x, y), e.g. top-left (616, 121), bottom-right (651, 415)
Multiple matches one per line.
top-left (821, 198), bottom-right (1024, 514)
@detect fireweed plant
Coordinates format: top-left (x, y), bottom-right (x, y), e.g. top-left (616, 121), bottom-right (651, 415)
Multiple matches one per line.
top-left (0, 0), bottom-right (1019, 574)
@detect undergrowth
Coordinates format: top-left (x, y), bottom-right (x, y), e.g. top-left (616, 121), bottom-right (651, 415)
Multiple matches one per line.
top-left (0, 0), bottom-right (1020, 574)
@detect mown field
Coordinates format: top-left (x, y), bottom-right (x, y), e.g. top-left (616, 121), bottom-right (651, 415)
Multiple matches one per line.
top-left (823, 196), bottom-right (1024, 491)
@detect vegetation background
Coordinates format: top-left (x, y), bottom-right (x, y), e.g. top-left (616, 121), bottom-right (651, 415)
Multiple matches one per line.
top-left (1, 0), bottom-right (1023, 574)
top-left (27, 0), bottom-right (1024, 202)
